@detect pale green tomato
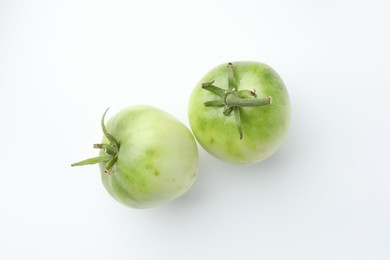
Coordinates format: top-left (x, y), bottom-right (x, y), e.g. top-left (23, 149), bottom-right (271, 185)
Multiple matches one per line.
top-left (72, 105), bottom-right (199, 209)
top-left (188, 61), bottom-right (290, 164)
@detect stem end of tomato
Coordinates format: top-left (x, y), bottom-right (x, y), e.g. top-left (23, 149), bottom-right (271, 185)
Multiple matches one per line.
top-left (201, 62), bottom-right (272, 139)
top-left (71, 108), bottom-right (120, 174)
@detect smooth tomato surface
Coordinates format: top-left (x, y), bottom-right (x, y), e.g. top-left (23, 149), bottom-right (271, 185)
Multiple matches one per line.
top-left (100, 105), bottom-right (198, 208)
top-left (188, 61), bottom-right (290, 164)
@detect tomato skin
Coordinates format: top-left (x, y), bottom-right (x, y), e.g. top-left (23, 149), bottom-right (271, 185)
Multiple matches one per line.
top-left (99, 105), bottom-right (198, 208)
top-left (188, 61), bottom-right (290, 164)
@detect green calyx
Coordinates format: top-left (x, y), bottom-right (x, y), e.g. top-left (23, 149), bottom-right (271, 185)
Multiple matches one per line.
top-left (71, 108), bottom-right (120, 174)
top-left (202, 62), bottom-right (272, 139)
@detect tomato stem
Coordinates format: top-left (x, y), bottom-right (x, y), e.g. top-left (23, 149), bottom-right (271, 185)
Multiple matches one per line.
top-left (71, 108), bottom-right (119, 173)
top-left (201, 62), bottom-right (272, 139)
top-left (225, 93), bottom-right (272, 107)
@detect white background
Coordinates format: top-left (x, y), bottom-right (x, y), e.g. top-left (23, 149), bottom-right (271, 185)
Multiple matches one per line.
top-left (1, 0), bottom-right (389, 259)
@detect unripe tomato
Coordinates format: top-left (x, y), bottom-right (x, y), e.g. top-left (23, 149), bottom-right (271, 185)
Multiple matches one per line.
top-left (72, 105), bottom-right (199, 208)
top-left (188, 61), bottom-right (290, 164)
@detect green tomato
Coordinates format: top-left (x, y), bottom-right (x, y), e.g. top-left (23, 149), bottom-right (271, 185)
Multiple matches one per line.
top-left (188, 61), bottom-right (290, 164)
top-left (72, 105), bottom-right (199, 209)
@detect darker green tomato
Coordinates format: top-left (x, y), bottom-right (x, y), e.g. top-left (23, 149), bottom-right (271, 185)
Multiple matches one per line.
top-left (188, 61), bottom-right (290, 164)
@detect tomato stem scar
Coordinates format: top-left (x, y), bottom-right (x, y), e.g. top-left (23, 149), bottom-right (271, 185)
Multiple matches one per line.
top-left (71, 108), bottom-right (120, 173)
top-left (201, 62), bottom-right (272, 139)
